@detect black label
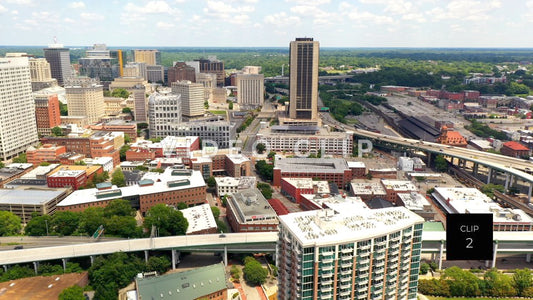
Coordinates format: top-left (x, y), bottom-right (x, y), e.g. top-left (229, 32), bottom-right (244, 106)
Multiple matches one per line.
top-left (446, 213), bottom-right (493, 260)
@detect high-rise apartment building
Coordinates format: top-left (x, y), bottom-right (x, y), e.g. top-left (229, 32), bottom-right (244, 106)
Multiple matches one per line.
top-left (167, 62), bottom-right (196, 84)
top-left (132, 49), bottom-right (161, 66)
top-left (171, 80), bottom-right (205, 118)
top-left (29, 58), bottom-right (58, 91)
top-left (196, 57), bottom-right (225, 87)
top-left (43, 43), bottom-right (72, 86)
top-left (0, 57), bottom-right (39, 159)
top-left (65, 77), bottom-right (105, 125)
top-left (34, 92), bottom-right (61, 136)
top-left (289, 38), bottom-right (319, 120)
top-left (277, 207), bottom-right (424, 300)
top-left (236, 73), bottom-right (264, 110)
top-left (148, 91), bottom-right (182, 138)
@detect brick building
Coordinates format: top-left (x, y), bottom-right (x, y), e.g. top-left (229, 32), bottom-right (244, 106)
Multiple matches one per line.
top-left (26, 144), bottom-right (66, 165)
top-left (47, 169), bottom-right (87, 190)
top-left (280, 178), bottom-right (330, 204)
top-left (347, 161), bottom-right (366, 178)
top-left (34, 93), bottom-right (61, 136)
top-left (501, 141), bottom-right (531, 158)
top-left (273, 158), bottom-right (353, 188)
top-left (226, 188), bottom-right (278, 232)
top-left (437, 126), bottom-right (468, 147)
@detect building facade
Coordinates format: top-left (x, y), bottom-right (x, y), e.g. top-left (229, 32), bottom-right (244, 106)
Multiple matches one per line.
top-left (146, 65), bottom-right (165, 83)
top-left (289, 38), bottom-right (319, 120)
top-left (132, 49), bottom-right (161, 66)
top-left (65, 77), bottom-right (105, 125)
top-left (277, 207), bottom-right (424, 300)
top-left (43, 44), bottom-right (72, 86)
top-left (171, 80), bottom-right (205, 118)
top-left (148, 91), bottom-right (182, 138)
top-left (273, 158), bottom-right (353, 187)
top-left (236, 73), bottom-right (264, 109)
top-left (34, 92), bottom-right (61, 136)
top-left (167, 62), bottom-right (196, 85)
top-left (196, 57), bottom-right (225, 86)
top-left (0, 57), bottom-right (39, 159)
top-left (226, 188), bottom-right (278, 232)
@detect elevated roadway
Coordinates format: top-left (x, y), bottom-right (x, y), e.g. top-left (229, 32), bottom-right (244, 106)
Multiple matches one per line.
top-left (352, 128), bottom-right (533, 200)
top-left (2, 231), bottom-right (533, 270)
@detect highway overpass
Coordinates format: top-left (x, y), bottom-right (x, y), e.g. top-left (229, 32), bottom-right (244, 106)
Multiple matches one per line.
top-left (2, 231), bottom-right (533, 271)
top-left (352, 128), bottom-right (533, 200)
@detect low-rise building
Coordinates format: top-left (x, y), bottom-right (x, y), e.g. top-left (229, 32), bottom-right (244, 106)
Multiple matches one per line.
top-left (4, 164), bottom-right (60, 188)
top-left (273, 158), bottom-right (352, 188)
top-left (381, 179), bottom-right (419, 204)
top-left (280, 178), bottom-right (330, 204)
top-left (349, 180), bottom-right (387, 201)
top-left (0, 188), bottom-right (70, 223)
top-left (226, 188), bottom-right (278, 232)
top-left (397, 192), bottom-right (435, 220)
top-left (432, 187), bottom-right (533, 231)
top-left (26, 144), bottom-right (67, 166)
top-left (82, 156), bottom-right (114, 172)
top-left (347, 161), bottom-right (366, 178)
top-left (368, 167), bottom-right (397, 179)
top-left (0, 163), bottom-right (34, 188)
top-left (501, 141), bottom-right (530, 158)
top-left (181, 203), bottom-right (217, 235)
top-left (57, 168), bottom-right (206, 213)
top-left (215, 176), bottom-right (256, 197)
top-left (47, 169), bottom-right (87, 190)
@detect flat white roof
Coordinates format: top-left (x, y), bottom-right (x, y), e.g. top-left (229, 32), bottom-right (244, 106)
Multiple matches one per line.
top-left (21, 164), bottom-right (60, 179)
top-left (347, 161), bottom-right (365, 168)
top-left (226, 154), bottom-right (250, 165)
top-left (49, 170), bottom-right (85, 178)
top-left (181, 203), bottom-right (217, 234)
top-left (283, 178), bottom-right (330, 194)
top-left (433, 187), bottom-right (533, 224)
top-left (215, 176), bottom-right (256, 189)
top-left (0, 188), bottom-right (68, 205)
top-left (279, 207), bottom-right (424, 247)
top-left (397, 192), bottom-right (430, 211)
top-left (57, 169), bottom-right (205, 207)
top-left (381, 179), bottom-right (418, 192)
top-left (350, 180), bottom-right (386, 196)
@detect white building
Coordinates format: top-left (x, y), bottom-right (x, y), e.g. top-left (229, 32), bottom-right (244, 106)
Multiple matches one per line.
top-left (171, 80), bottom-right (205, 118)
top-left (65, 77), bottom-right (105, 125)
top-left (215, 176), bottom-right (256, 196)
top-left (83, 156), bottom-right (114, 172)
top-left (148, 91), bottom-right (182, 138)
top-left (180, 203), bottom-right (217, 235)
top-left (0, 56), bottom-right (39, 159)
top-left (196, 73), bottom-right (217, 102)
top-left (432, 187), bottom-right (533, 231)
top-left (277, 207), bottom-right (424, 300)
top-left (236, 73), bottom-right (264, 109)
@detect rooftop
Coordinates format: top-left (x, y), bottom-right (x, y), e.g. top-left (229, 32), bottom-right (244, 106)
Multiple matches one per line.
top-left (57, 168), bottom-right (205, 207)
top-left (0, 188), bottom-right (68, 205)
top-left (136, 263), bottom-right (227, 300)
top-left (48, 169), bottom-right (85, 178)
top-left (228, 188), bottom-right (278, 224)
top-left (381, 179), bottom-right (418, 192)
top-left (279, 207), bottom-right (424, 247)
top-left (347, 161), bottom-right (366, 168)
top-left (350, 180), bottom-right (387, 196)
top-left (181, 203), bottom-right (217, 234)
top-left (20, 164), bottom-right (60, 179)
top-left (397, 192), bottom-right (430, 211)
top-left (274, 158), bottom-right (349, 173)
top-left (503, 141), bottom-right (530, 151)
top-left (215, 176), bottom-right (256, 189)
top-left (282, 178), bottom-right (330, 194)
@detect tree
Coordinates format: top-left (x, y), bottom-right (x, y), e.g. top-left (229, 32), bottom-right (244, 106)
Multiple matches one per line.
top-left (442, 266), bottom-right (481, 296)
top-left (514, 268), bottom-right (533, 296)
top-left (242, 256), bottom-right (268, 285)
top-left (434, 154), bottom-right (448, 172)
top-left (255, 160), bottom-right (274, 181)
top-left (111, 88), bottom-right (130, 99)
top-left (0, 211), bottom-right (21, 236)
top-left (419, 262), bottom-right (430, 275)
top-left (138, 123), bottom-right (148, 129)
top-left (111, 168), bottom-right (126, 187)
top-left (103, 199), bottom-right (135, 218)
top-left (51, 126), bottom-right (63, 136)
top-left (256, 143), bottom-right (266, 154)
top-left (124, 134), bottom-right (131, 144)
top-left (257, 182), bottom-right (273, 199)
top-left (24, 214), bottom-right (52, 236)
top-left (104, 215), bottom-right (141, 238)
top-left (206, 176), bottom-right (216, 188)
top-left (481, 183), bottom-right (505, 199)
top-left (483, 269), bottom-right (516, 297)
top-left (143, 204), bottom-right (189, 236)
top-left (60, 103), bottom-right (68, 116)
top-left (78, 207), bottom-right (105, 235)
top-left (12, 153), bottom-right (27, 163)
top-left (51, 211), bottom-right (80, 236)
top-left (228, 102), bottom-right (233, 110)
top-left (58, 285), bottom-right (85, 300)
top-left (0, 161), bottom-right (4, 168)
top-left (211, 206), bottom-right (220, 219)
top-left (177, 202), bottom-right (188, 210)
top-left (146, 256), bottom-right (171, 274)
top-left (267, 151), bottom-right (276, 160)
top-left (40, 161), bottom-right (51, 166)
top-left (122, 107), bottom-right (132, 113)
top-left (119, 144), bottom-right (130, 162)
top-left (216, 219), bottom-right (228, 233)
top-left (230, 265), bottom-right (240, 280)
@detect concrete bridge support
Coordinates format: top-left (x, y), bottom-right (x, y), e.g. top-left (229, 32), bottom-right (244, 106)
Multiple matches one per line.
top-left (33, 261), bottom-right (39, 274)
top-left (62, 258), bottom-right (67, 271)
top-left (144, 250), bottom-right (149, 263)
top-left (473, 163), bottom-right (479, 175)
top-left (487, 168), bottom-right (492, 184)
top-left (171, 249), bottom-right (177, 270)
top-left (224, 245), bottom-right (228, 267)
top-left (438, 241), bottom-right (444, 270)
top-left (505, 173), bottom-right (510, 192)
top-left (491, 241), bottom-right (498, 269)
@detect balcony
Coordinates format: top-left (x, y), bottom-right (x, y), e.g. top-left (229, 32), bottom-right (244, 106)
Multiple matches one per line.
top-left (320, 287), bottom-right (333, 294)
top-left (341, 262), bottom-right (352, 268)
top-left (341, 255), bottom-right (353, 261)
top-left (341, 269), bottom-right (352, 276)
top-left (322, 258), bottom-right (334, 264)
top-left (322, 272), bottom-right (333, 278)
top-left (322, 279), bottom-right (333, 286)
top-left (340, 276), bottom-right (351, 283)
top-left (373, 261), bottom-right (385, 268)
top-left (320, 294), bottom-right (332, 300)
top-left (341, 248), bottom-right (353, 254)
top-left (357, 286), bottom-right (367, 293)
top-left (322, 265), bottom-right (334, 272)
top-left (321, 251), bottom-right (334, 257)
top-left (339, 290), bottom-right (351, 297)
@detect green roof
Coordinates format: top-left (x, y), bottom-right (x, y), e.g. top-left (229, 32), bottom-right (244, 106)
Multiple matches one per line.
top-left (423, 221), bottom-right (445, 232)
top-left (137, 263), bottom-right (227, 300)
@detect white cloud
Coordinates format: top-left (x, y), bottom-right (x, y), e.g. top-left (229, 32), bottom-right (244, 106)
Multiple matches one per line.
top-left (11, 10), bottom-right (18, 15)
top-left (340, 2), bottom-right (394, 24)
top-left (203, 0), bottom-right (255, 25)
top-left (69, 2), bottom-right (86, 9)
top-left (0, 5), bottom-right (7, 13)
top-left (264, 12), bottom-right (301, 27)
top-left (156, 21), bottom-right (175, 29)
top-left (124, 1), bottom-right (178, 14)
top-left (428, 0), bottom-right (501, 22)
top-left (5, 0), bottom-right (32, 4)
top-left (286, 0), bottom-right (330, 5)
top-left (64, 18), bottom-right (75, 23)
top-left (80, 12), bottom-right (104, 21)
top-left (290, 5), bottom-right (335, 25)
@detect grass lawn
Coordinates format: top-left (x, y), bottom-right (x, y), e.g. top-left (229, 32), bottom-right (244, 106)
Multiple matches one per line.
top-left (209, 110), bottom-right (226, 115)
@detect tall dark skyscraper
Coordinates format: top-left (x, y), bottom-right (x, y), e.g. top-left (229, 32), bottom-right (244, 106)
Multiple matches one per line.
top-left (289, 38), bottom-right (319, 120)
top-left (43, 43), bottom-right (72, 86)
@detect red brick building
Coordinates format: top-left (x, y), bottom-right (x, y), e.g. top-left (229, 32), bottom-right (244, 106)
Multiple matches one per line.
top-left (26, 144), bottom-right (66, 166)
top-left (90, 123), bottom-right (137, 142)
top-left (501, 141), bottom-right (531, 158)
top-left (226, 188), bottom-right (278, 232)
top-left (47, 169), bottom-right (87, 190)
top-left (126, 148), bottom-right (156, 161)
top-left (280, 178), bottom-right (330, 204)
top-left (34, 93), bottom-right (61, 136)
top-left (437, 126), bottom-right (468, 147)
top-left (273, 158), bottom-right (352, 188)
top-left (167, 62), bottom-right (196, 85)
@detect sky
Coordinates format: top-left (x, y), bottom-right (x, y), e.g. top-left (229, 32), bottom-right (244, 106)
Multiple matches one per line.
top-left (0, 0), bottom-right (532, 48)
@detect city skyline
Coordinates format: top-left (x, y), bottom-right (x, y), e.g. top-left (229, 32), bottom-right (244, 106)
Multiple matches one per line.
top-left (1, 0), bottom-right (533, 48)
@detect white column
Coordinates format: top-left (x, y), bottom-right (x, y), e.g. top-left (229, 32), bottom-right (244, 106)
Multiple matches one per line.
top-left (491, 241), bottom-right (499, 269)
top-left (171, 249), bottom-right (176, 270)
top-left (438, 240), bottom-right (444, 270)
top-left (487, 168), bottom-right (492, 184)
top-left (224, 245), bottom-right (228, 266)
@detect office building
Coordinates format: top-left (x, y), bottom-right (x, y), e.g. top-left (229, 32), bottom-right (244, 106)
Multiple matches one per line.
top-left (196, 72), bottom-right (217, 102)
top-left (146, 65), bottom-right (165, 83)
top-left (277, 207), bottom-right (424, 300)
top-left (196, 57), bottom-right (225, 86)
top-left (236, 73), bottom-right (264, 109)
top-left (132, 49), bottom-right (161, 66)
top-left (43, 43), bottom-right (72, 86)
top-left (34, 92), bottom-right (61, 136)
top-left (26, 144), bottom-right (66, 165)
top-left (289, 38), bottom-right (319, 120)
top-left (171, 80), bottom-right (205, 118)
top-left (0, 57), bottom-right (39, 159)
top-left (167, 62), bottom-right (196, 84)
top-left (29, 58), bottom-right (58, 91)
top-left (172, 120), bottom-right (236, 149)
top-left (65, 77), bottom-right (105, 125)
top-left (273, 158), bottom-right (353, 187)
top-left (129, 84), bottom-right (147, 122)
top-left (78, 44), bottom-right (120, 82)
top-left (123, 62), bottom-right (147, 79)
top-left (148, 91), bottom-right (182, 138)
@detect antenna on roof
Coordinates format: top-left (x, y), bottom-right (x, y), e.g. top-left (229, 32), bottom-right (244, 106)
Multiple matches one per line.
top-left (53, 36), bottom-right (57, 44)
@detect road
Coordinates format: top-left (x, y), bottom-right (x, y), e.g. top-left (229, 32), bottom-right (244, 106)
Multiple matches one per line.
top-left (0, 236), bottom-right (123, 250)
